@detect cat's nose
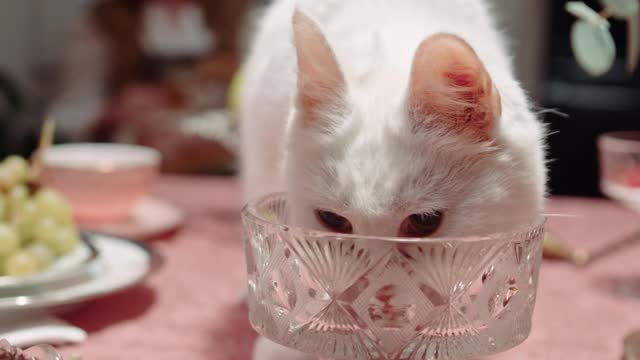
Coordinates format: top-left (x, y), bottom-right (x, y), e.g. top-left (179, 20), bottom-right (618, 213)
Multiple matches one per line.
top-left (355, 220), bottom-right (398, 237)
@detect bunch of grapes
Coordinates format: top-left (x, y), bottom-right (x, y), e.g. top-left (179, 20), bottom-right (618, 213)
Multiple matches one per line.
top-left (0, 155), bottom-right (80, 277)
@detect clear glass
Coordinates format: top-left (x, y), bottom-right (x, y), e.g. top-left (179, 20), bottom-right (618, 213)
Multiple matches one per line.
top-left (599, 131), bottom-right (640, 213)
top-left (0, 339), bottom-right (63, 360)
top-left (241, 194), bottom-right (546, 360)
top-left (598, 131), bottom-right (640, 299)
top-left (22, 344), bottom-right (64, 360)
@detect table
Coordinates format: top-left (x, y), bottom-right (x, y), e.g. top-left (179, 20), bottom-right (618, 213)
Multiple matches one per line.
top-left (59, 176), bottom-right (640, 360)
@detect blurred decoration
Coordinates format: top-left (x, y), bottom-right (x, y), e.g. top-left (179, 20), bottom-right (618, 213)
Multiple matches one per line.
top-left (566, 0), bottom-right (639, 76)
top-left (131, 108), bottom-right (237, 174)
top-left (45, 0), bottom-right (250, 175)
top-left (227, 69), bottom-right (243, 116)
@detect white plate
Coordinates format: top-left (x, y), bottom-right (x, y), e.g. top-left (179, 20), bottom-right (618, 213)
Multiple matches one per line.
top-left (0, 238), bottom-right (98, 295)
top-left (0, 233), bottom-right (154, 315)
top-left (79, 197), bottom-right (185, 241)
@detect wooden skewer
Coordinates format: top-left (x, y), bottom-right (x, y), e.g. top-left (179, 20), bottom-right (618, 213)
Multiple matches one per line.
top-left (543, 232), bottom-right (590, 266)
top-left (39, 118), bottom-right (55, 150)
top-left (29, 117), bottom-right (56, 183)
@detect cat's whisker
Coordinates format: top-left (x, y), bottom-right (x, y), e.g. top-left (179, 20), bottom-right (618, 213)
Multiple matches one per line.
top-left (535, 108), bottom-right (569, 118)
top-left (542, 213), bottom-right (583, 218)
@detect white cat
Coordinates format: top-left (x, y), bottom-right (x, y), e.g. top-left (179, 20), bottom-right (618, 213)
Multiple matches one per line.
top-left (239, 0), bottom-right (547, 358)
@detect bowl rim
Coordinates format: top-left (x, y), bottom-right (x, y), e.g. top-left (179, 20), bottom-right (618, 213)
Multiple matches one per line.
top-left (242, 193), bottom-right (546, 244)
top-left (42, 142), bottom-right (161, 171)
top-left (598, 131), bottom-right (640, 153)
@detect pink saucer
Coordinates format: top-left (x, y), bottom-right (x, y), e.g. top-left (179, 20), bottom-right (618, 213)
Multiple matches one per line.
top-left (78, 196), bottom-right (185, 241)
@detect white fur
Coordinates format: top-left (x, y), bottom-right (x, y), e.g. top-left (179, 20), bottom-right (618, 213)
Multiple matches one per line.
top-left (239, 0), bottom-right (547, 358)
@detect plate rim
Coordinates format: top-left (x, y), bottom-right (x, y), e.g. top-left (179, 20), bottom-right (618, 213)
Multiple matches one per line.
top-left (0, 232), bottom-right (157, 312)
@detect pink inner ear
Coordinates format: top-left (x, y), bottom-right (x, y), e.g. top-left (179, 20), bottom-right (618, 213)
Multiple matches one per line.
top-left (292, 10), bottom-right (346, 121)
top-left (408, 34), bottom-right (501, 142)
top-left (446, 72), bottom-right (475, 88)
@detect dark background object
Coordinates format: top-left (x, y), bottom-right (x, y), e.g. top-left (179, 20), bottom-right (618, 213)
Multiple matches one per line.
top-left (0, 70), bottom-right (25, 158)
top-left (543, 0), bottom-right (640, 197)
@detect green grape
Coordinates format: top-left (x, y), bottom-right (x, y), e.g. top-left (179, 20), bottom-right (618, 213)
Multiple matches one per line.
top-left (27, 243), bottom-right (55, 270)
top-left (8, 184), bottom-right (29, 217)
top-left (48, 227), bottom-right (80, 256)
top-left (0, 192), bottom-right (7, 221)
top-left (0, 224), bottom-right (19, 257)
top-left (35, 188), bottom-right (73, 224)
top-left (3, 155), bottom-right (29, 184)
top-left (33, 216), bottom-right (59, 247)
top-left (11, 199), bottom-right (40, 242)
top-left (0, 165), bottom-right (18, 190)
top-left (4, 250), bottom-right (39, 277)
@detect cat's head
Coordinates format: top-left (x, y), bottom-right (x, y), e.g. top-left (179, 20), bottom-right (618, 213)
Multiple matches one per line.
top-left (285, 10), bottom-right (545, 237)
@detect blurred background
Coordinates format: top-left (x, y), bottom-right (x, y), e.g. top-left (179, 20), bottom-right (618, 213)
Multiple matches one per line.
top-left (0, 0), bottom-right (638, 197)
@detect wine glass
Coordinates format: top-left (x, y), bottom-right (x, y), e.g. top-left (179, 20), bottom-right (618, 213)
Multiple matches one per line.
top-left (598, 131), bottom-right (640, 298)
top-left (599, 131), bottom-right (640, 213)
top-left (241, 194), bottom-right (546, 360)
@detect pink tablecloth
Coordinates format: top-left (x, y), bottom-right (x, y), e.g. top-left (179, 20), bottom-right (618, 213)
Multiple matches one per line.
top-left (59, 176), bottom-right (640, 360)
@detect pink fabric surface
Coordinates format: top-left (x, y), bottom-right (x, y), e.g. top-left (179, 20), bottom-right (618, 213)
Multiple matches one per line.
top-left (58, 176), bottom-right (640, 359)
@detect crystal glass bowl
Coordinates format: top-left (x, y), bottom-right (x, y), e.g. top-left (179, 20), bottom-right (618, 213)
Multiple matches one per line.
top-left (598, 131), bottom-right (640, 213)
top-left (241, 194), bottom-right (546, 360)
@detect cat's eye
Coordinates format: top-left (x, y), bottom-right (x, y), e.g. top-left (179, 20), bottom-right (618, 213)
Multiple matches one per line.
top-left (399, 211), bottom-right (444, 237)
top-left (315, 210), bottom-right (353, 233)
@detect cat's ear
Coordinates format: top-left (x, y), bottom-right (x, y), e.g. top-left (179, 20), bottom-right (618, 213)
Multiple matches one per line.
top-left (407, 33), bottom-right (501, 142)
top-left (292, 9), bottom-right (346, 121)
